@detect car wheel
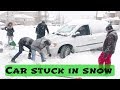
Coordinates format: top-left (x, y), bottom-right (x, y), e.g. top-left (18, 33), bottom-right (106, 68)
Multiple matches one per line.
top-left (60, 45), bottom-right (71, 58)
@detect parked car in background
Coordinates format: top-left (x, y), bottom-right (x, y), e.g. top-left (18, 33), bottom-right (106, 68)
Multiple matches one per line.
top-left (0, 22), bottom-right (5, 30)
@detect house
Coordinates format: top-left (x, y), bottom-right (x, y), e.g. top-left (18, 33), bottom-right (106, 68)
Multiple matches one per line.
top-left (102, 17), bottom-right (120, 30)
top-left (106, 11), bottom-right (116, 18)
top-left (14, 14), bottom-right (35, 25)
top-left (97, 13), bottom-right (104, 20)
top-left (0, 11), bottom-right (49, 25)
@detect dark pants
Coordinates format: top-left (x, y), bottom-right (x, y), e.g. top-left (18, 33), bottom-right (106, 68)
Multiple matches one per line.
top-left (36, 34), bottom-right (45, 39)
top-left (11, 44), bottom-right (31, 61)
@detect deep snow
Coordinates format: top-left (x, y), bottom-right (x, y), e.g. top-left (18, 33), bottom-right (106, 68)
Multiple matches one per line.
top-left (0, 25), bottom-right (120, 79)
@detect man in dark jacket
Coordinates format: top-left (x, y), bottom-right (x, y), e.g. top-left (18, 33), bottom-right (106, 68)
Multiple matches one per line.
top-left (11, 37), bottom-right (34, 63)
top-left (36, 21), bottom-right (49, 39)
top-left (98, 24), bottom-right (118, 69)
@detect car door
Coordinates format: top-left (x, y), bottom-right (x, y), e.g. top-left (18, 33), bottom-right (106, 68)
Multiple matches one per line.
top-left (87, 32), bottom-right (106, 50)
top-left (72, 25), bottom-right (93, 52)
top-left (88, 20), bottom-right (108, 49)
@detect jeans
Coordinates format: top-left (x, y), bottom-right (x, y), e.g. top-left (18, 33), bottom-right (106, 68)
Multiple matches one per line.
top-left (8, 36), bottom-right (13, 44)
top-left (31, 50), bottom-right (45, 62)
top-left (11, 44), bottom-right (31, 61)
top-left (36, 34), bottom-right (44, 39)
top-left (46, 46), bottom-right (50, 55)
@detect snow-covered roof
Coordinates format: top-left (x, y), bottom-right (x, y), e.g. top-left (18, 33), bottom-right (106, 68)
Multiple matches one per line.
top-left (113, 17), bottom-right (120, 20)
top-left (19, 11), bottom-right (37, 13)
top-left (14, 14), bottom-right (34, 19)
top-left (68, 19), bottom-right (92, 25)
top-left (48, 17), bottom-right (55, 21)
top-left (0, 11), bottom-right (7, 15)
top-left (0, 22), bottom-right (5, 25)
top-left (97, 13), bottom-right (104, 17)
top-left (103, 17), bottom-right (120, 20)
top-left (107, 11), bottom-right (116, 13)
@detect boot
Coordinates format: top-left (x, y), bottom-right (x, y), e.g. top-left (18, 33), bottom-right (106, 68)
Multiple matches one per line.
top-left (28, 55), bottom-right (31, 59)
top-left (11, 59), bottom-right (16, 63)
top-left (99, 64), bottom-right (103, 69)
top-left (48, 54), bottom-right (51, 57)
top-left (105, 64), bottom-right (111, 74)
top-left (28, 56), bottom-right (31, 59)
top-left (42, 60), bottom-right (46, 62)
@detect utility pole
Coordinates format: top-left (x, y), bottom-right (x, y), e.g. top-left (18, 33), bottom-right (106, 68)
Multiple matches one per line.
top-left (44, 11), bottom-right (47, 23)
top-left (35, 11), bottom-right (41, 24)
top-left (38, 11), bottom-right (41, 23)
top-left (6, 11), bottom-right (9, 24)
top-left (58, 11), bottom-right (61, 25)
top-left (96, 11), bottom-right (98, 20)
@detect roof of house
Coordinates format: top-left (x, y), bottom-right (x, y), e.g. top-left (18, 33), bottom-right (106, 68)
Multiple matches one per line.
top-left (0, 11), bottom-right (7, 15)
top-left (14, 14), bottom-right (34, 19)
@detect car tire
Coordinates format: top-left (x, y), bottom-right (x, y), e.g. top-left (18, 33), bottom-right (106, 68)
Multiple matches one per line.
top-left (60, 45), bottom-right (71, 58)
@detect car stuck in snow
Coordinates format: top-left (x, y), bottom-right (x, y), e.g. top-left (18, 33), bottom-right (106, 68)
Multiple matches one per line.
top-left (45, 19), bottom-right (110, 58)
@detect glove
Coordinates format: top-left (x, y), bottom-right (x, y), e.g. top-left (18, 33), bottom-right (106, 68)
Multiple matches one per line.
top-left (22, 48), bottom-right (24, 51)
top-left (49, 54), bottom-right (51, 57)
top-left (72, 35), bottom-right (76, 37)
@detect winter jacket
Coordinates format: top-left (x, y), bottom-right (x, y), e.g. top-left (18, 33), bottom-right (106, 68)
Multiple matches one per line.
top-left (103, 30), bottom-right (118, 54)
top-left (18, 37), bottom-right (34, 46)
top-left (31, 37), bottom-right (51, 53)
top-left (36, 23), bottom-right (49, 37)
top-left (5, 26), bottom-right (14, 36)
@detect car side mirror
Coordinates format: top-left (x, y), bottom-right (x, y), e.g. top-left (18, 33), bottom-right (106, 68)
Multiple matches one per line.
top-left (75, 32), bottom-right (80, 35)
top-left (52, 32), bottom-right (55, 34)
top-left (72, 32), bottom-right (80, 37)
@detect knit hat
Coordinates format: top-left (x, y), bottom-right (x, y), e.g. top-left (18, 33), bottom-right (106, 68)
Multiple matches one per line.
top-left (42, 21), bottom-right (45, 23)
top-left (106, 24), bottom-right (113, 30)
top-left (44, 40), bottom-right (51, 46)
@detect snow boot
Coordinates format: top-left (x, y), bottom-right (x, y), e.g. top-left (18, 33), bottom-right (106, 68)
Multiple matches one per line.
top-left (11, 60), bottom-right (16, 63)
top-left (11, 59), bottom-right (16, 63)
top-left (28, 56), bottom-right (31, 59)
top-left (48, 54), bottom-right (52, 57)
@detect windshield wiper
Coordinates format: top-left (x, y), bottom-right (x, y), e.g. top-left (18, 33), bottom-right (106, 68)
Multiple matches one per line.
top-left (56, 33), bottom-right (61, 35)
top-left (55, 33), bottom-right (67, 36)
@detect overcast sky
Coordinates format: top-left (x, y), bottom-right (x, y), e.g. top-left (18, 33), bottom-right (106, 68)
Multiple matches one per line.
top-left (48, 11), bottom-right (107, 21)
top-left (0, 11), bottom-right (106, 16)
top-left (0, 11), bottom-right (107, 21)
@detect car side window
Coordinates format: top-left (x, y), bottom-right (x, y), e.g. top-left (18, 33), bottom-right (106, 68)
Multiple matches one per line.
top-left (76, 25), bottom-right (90, 36)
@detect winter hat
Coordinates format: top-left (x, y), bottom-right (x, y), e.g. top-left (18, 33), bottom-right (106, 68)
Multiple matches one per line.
top-left (106, 24), bottom-right (113, 30)
top-left (29, 39), bottom-right (34, 45)
top-left (42, 21), bottom-right (45, 23)
top-left (44, 40), bottom-right (51, 46)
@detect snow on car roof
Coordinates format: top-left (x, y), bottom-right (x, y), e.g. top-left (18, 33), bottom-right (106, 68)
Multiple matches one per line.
top-left (67, 19), bottom-right (95, 25)
top-left (0, 22), bottom-right (5, 25)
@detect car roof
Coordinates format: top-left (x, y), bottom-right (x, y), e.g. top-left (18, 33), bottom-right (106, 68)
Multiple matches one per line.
top-left (67, 19), bottom-right (108, 26)
top-left (67, 19), bottom-right (93, 25)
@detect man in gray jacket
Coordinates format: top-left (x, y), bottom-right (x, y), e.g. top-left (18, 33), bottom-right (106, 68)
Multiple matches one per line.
top-left (31, 37), bottom-right (51, 62)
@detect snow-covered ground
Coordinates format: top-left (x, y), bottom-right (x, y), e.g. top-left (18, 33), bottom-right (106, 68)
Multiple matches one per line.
top-left (0, 25), bottom-right (120, 79)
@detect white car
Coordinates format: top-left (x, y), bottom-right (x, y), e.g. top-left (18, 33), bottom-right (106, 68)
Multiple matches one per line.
top-left (0, 22), bottom-right (5, 30)
top-left (46, 19), bottom-right (109, 58)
